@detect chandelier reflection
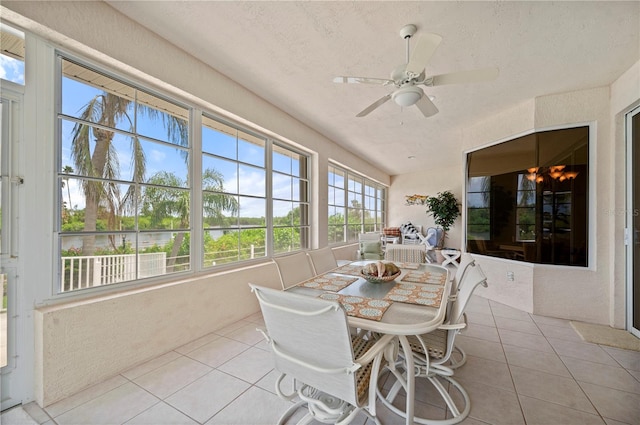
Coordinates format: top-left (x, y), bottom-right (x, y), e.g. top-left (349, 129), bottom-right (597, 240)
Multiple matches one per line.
top-left (525, 165), bottom-right (579, 183)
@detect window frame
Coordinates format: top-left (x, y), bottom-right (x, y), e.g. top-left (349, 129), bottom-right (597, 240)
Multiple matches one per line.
top-left (328, 163), bottom-right (386, 245)
top-left (54, 53), bottom-right (312, 295)
top-left (464, 123), bottom-right (593, 268)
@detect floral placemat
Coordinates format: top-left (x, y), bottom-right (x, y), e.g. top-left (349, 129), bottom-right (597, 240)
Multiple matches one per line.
top-left (394, 262), bottom-right (421, 270)
top-left (384, 283), bottom-right (445, 307)
top-left (401, 270), bottom-right (447, 285)
top-left (299, 275), bottom-right (358, 292)
top-left (331, 264), bottom-right (364, 277)
top-left (318, 293), bottom-right (392, 321)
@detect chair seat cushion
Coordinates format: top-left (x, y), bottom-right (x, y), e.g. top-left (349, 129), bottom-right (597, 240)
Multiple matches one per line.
top-left (406, 329), bottom-right (447, 359)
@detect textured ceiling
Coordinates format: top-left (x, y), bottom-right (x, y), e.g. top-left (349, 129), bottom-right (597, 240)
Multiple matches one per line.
top-left (106, 1), bottom-right (639, 176)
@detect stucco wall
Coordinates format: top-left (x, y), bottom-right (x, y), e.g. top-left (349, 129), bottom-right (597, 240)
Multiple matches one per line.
top-left (35, 263), bottom-right (281, 406)
top-left (389, 167), bottom-right (464, 250)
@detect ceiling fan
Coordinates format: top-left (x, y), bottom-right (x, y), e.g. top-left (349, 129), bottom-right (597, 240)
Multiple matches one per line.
top-left (333, 24), bottom-right (499, 118)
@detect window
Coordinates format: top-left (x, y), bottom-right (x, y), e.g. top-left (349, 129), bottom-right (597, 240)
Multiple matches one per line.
top-left (272, 143), bottom-right (310, 254)
top-left (58, 58), bottom-right (190, 293)
top-left (466, 126), bottom-right (589, 266)
top-left (0, 24), bottom-right (25, 85)
top-left (57, 57), bottom-right (311, 293)
top-left (201, 117), bottom-right (310, 265)
top-left (328, 166), bottom-right (346, 244)
top-left (202, 117), bottom-right (266, 265)
top-left (466, 176), bottom-right (491, 241)
top-left (328, 164), bottom-right (386, 244)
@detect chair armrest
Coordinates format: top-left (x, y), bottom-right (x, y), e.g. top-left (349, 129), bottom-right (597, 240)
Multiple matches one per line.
top-left (438, 322), bottom-right (467, 331)
top-left (354, 333), bottom-right (396, 366)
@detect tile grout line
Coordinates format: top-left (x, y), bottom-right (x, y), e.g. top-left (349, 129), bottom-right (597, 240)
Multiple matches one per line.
top-left (533, 313), bottom-right (608, 423)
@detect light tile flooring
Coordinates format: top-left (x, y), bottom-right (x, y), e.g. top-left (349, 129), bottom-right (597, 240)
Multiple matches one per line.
top-left (4, 295), bottom-right (640, 425)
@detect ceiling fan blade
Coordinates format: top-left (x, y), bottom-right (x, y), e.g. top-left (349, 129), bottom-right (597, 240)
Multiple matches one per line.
top-left (356, 94), bottom-right (392, 117)
top-left (415, 94), bottom-right (439, 117)
top-left (430, 67), bottom-right (499, 86)
top-left (333, 76), bottom-right (394, 85)
top-left (405, 33), bottom-right (443, 77)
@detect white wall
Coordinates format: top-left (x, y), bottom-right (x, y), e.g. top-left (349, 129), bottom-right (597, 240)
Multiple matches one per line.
top-left (389, 166), bottom-right (464, 250)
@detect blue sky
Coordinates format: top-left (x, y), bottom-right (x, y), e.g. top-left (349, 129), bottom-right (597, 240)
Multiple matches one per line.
top-left (0, 54), bottom-right (24, 84)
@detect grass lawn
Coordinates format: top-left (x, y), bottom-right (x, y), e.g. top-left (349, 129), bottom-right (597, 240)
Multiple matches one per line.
top-left (2, 295), bottom-right (6, 310)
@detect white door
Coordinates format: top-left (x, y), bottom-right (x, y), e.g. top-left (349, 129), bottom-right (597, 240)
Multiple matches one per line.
top-left (0, 88), bottom-right (23, 410)
top-left (628, 105), bottom-right (640, 338)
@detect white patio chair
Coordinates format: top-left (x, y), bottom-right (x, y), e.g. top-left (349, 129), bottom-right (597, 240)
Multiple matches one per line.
top-left (399, 223), bottom-right (423, 245)
top-left (356, 233), bottom-right (384, 261)
top-left (384, 244), bottom-right (426, 264)
top-left (273, 252), bottom-right (315, 290)
top-left (423, 227), bottom-right (444, 263)
top-left (378, 262), bottom-right (488, 425)
top-left (445, 252), bottom-right (476, 369)
top-left (249, 284), bottom-right (396, 425)
top-left (307, 247), bottom-right (339, 275)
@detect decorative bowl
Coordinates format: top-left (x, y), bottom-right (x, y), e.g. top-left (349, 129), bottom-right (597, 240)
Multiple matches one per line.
top-left (360, 270), bottom-right (401, 284)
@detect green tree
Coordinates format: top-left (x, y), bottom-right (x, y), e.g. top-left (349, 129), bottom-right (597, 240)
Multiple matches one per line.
top-left (70, 91), bottom-right (187, 255)
top-left (142, 169), bottom-right (238, 270)
top-left (62, 165), bottom-right (74, 212)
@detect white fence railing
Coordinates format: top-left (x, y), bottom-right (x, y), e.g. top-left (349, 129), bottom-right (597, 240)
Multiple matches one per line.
top-left (61, 252), bottom-right (167, 292)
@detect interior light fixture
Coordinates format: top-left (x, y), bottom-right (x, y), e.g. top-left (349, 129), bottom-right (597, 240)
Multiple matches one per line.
top-left (525, 165), bottom-right (579, 184)
top-left (392, 86), bottom-right (423, 107)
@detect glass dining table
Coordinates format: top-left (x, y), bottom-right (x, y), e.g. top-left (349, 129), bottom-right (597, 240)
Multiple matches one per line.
top-left (286, 260), bottom-right (452, 425)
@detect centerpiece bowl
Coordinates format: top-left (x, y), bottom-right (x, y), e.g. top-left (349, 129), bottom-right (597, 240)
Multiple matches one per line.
top-left (360, 270), bottom-right (401, 284)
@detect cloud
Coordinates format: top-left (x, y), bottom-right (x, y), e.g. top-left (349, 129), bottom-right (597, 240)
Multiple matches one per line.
top-left (0, 55), bottom-right (25, 84)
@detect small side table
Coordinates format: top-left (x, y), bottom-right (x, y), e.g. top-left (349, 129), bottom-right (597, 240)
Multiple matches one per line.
top-left (441, 249), bottom-right (461, 268)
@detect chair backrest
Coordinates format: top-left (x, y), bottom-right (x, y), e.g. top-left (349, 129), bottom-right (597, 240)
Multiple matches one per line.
top-left (400, 223), bottom-right (423, 244)
top-left (273, 252), bottom-right (315, 290)
top-left (358, 232), bottom-right (381, 242)
top-left (358, 233), bottom-right (383, 260)
top-left (452, 252), bottom-right (476, 293)
top-left (448, 262), bottom-right (488, 325)
top-left (424, 227), bottom-right (444, 248)
top-left (384, 245), bottom-right (426, 263)
top-left (249, 284), bottom-right (359, 406)
top-left (307, 247), bottom-right (338, 275)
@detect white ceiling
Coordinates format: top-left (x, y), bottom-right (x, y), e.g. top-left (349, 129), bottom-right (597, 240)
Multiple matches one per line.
top-left (106, 1), bottom-right (639, 176)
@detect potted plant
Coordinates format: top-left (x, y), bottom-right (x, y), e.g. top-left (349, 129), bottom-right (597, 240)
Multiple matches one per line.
top-left (425, 190), bottom-right (460, 249)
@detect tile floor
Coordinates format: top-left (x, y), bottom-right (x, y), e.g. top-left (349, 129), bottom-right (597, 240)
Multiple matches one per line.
top-left (3, 295), bottom-right (640, 425)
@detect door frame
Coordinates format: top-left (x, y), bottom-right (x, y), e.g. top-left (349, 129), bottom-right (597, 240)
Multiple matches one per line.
top-left (0, 81), bottom-right (24, 411)
top-left (626, 104), bottom-right (640, 338)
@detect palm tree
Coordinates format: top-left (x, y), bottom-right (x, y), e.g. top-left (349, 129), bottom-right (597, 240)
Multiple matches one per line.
top-left (70, 91), bottom-right (187, 255)
top-left (62, 165), bottom-right (74, 213)
top-left (142, 169), bottom-right (238, 271)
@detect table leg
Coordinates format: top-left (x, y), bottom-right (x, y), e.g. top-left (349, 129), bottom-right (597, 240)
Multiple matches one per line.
top-left (398, 335), bottom-right (415, 425)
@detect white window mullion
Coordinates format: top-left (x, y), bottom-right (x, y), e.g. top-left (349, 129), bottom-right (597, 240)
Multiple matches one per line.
top-left (265, 138), bottom-right (273, 256)
top-left (191, 110), bottom-right (202, 271)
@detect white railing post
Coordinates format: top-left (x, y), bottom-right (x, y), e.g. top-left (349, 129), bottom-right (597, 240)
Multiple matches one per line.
top-left (93, 258), bottom-right (101, 287)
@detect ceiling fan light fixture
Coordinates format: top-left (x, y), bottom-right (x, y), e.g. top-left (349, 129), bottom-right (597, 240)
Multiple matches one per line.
top-left (392, 86), bottom-right (423, 107)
